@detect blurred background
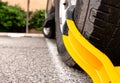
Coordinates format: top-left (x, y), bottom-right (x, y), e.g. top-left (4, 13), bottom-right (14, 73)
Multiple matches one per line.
top-left (0, 0), bottom-right (47, 33)
top-left (1, 0), bottom-right (47, 11)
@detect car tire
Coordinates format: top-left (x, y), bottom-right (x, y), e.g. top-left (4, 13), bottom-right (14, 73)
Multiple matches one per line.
top-left (55, 0), bottom-right (76, 67)
top-left (43, 0), bottom-right (55, 39)
top-left (74, 0), bottom-right (120, 66)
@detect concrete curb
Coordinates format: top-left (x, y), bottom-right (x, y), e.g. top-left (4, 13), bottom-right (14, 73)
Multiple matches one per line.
top-left (0, 33), bottom-right (44, 38)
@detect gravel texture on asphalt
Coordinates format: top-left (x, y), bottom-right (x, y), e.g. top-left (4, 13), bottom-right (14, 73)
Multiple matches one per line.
top-left (0, 36), bottom-right (92, 83)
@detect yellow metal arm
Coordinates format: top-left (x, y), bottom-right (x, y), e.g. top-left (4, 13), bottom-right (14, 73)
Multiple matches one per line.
top-left (62, 20), bottom-right (120, 83)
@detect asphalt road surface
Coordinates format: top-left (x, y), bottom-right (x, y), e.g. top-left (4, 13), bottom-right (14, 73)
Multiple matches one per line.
top-left (0, 34), bottom-right (92, 83)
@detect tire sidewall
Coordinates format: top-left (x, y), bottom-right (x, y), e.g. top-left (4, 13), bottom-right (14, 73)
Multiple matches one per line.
top-left (55, 0), bottom-right (76, 66)
top-left (55, 0), bottom-right (66, 53)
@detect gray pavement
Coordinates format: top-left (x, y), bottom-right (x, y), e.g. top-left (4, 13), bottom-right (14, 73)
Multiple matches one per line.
top-left (0, 35), bottom-right (92, 83)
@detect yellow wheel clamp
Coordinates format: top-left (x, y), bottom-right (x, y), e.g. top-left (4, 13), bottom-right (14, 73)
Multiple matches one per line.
top-left (62, 20), bottom-right (120, 83)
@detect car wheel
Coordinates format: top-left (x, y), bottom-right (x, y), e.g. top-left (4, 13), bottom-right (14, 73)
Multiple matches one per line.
top-left (42, 27), bottom-right (55, 38)
top-left (55, 0), bottom-right (77, 67)
top-left (43, 0), bottom-right (55, 39)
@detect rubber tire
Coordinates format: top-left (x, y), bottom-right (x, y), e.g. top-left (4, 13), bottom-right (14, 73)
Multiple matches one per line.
top-left (55, 0), bottom-right (76, 67)
top-left (43, 0), bottom-right (55, 39)
top-left (42, 27), bottom-right (55, 38)
top-left (74, 0), bottom-right (120, 66)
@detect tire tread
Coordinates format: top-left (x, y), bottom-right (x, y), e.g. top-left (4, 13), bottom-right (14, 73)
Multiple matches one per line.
top-left (89, 0), bottom-right (120, 65)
